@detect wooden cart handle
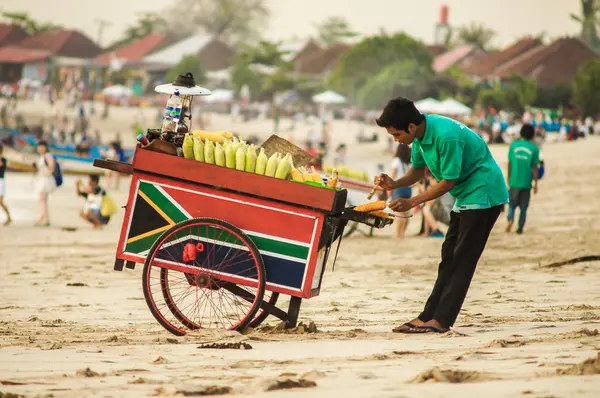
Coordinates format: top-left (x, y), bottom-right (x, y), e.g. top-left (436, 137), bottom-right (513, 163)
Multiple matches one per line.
top-left (93, 159), bottom-right (133, 175)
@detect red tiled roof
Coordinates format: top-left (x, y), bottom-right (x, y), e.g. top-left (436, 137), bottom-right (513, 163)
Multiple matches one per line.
top-left (0, 46), bottom-right (52, 63)
top-left (462, 37), bottom-right (543, 76)
top-left (298, 43), bottom-right (352, 75)
top-left (95, 34), bottom-right (169, 66)
top-left (426, 44), bottom-right (447, 57)
top-left (495, 37), bottom-right (598, 87)
top-left (17, 29), bottom-right (101, 58)
top-left (0, 24), bottom-right (29, 47)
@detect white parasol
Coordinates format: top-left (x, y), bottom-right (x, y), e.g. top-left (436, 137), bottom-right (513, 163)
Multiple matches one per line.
top-left (438, 98), bottom-right (472, 116)
top-left (102, 84), bottom-right (133, 97)
top-left (414, 97), bottom-right (441, 113)
top-left (312, 90), bottom-right (346, 104)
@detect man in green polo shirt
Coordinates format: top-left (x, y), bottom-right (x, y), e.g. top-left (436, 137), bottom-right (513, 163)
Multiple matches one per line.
top-left (506, 124), bottom-right (540, 234)
top-left (374, 97), bottom-right (508, 334)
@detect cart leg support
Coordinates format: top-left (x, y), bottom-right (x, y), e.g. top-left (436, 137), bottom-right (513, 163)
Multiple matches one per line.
top-left (125, 261), bottom-right (136, 270)
top-left (114, 258), bottom-right (125, 271)
top-left (285, 297), bottom-right (302, 329)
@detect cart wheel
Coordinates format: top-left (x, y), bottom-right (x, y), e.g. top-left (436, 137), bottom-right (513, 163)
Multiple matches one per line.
top-left (249, 292), bottom-right (279, 328)
top-left (142, 218), bottom-right (266, 336)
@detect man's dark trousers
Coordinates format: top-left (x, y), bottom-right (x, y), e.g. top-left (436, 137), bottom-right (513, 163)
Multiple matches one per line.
top-left (418, 205), bottom-right (503, 327)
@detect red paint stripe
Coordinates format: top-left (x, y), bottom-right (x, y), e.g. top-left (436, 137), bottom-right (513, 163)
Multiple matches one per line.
top-left (143, 173), bottom-right (320, 243)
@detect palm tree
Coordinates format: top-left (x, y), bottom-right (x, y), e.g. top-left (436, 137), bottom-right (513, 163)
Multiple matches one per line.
top-left (571, 0), bottom-right (600, 50)
top-left (456, 22), bottom-right (495, 50)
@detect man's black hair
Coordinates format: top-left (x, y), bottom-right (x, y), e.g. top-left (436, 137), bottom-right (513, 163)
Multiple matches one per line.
top-left (89, 174), bottom-right (100, 184)
top-left (520, 124), bottom-right (535, 140)
top-left (376, 97), bottom-right (425, 131)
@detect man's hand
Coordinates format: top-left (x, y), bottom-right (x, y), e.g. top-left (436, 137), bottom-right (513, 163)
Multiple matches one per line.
top-left (374, 173), bottom-right (395, 190)
top-left (388, 198), bottom-right (415, 212)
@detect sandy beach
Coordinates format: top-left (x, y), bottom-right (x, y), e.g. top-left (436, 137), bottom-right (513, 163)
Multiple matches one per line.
top-left (1, 101), bottom-right (599, 397)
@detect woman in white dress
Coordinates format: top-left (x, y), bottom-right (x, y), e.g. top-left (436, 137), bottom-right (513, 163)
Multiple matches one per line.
top-left (35, 141), bottom-right (56, 226)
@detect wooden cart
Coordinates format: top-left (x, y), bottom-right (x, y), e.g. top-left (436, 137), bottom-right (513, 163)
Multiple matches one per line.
top-left (94, 147), bottom-right (391, 336)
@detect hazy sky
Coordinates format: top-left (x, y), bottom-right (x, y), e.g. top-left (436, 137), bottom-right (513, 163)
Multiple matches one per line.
top-left (0, 0), bottom-right (581, 48)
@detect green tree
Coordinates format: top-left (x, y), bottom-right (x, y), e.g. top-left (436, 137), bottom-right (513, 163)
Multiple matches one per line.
top-left (356, 60), bottom-right (433, 109)
top-left (502, 76), bottom-right (537, 113)
top-left (165, 55), bottom-right (206, 85)
top-left (329, 33), bottom-right (433, 100)
top-left (161, 0), bottom-right (269, 44)
top-left (456, 22), bottom-right (495, 50)
top-left (0, 10), bottom-right (61, 34)
top-left (477, 85), bottom-right (505, 110)
top-left (109, 13), bottom-right (167, 49)
top-left (534, 85), bottom-right (572, 109)
top-left (571, 0), bottom-right (600, 51)
top-left (573, 59), bottom-right (600, 116)
top-left (316, 16), bottom-right (358, 46)
top-left (230, 40), bottom-right (291, 100)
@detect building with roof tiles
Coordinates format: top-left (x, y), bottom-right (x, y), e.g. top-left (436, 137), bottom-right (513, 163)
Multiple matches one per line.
top-left (433, 45), bottom-right (487, 74)
top-left (0, 29), bottom-right (101, 84)
top-left (0, 24), bottom-right (29, 47)
top-left (493, 37), bottom-right (598, 88)
top-left (295, 43), bottom-right (353, 83)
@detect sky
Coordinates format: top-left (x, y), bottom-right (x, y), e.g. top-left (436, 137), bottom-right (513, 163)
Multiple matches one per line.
top-left (0, 0), bottom-right (582, 48)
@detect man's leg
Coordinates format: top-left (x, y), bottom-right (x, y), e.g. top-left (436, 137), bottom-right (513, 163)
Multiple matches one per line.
top-left (417, 211), bottom-right (461, 322)
top-left (505, 188), bottom-right (518, 232)
top-left (516, 190), bottom-right (531, 234)
top-left (431, 205), bottom-right (502, 328)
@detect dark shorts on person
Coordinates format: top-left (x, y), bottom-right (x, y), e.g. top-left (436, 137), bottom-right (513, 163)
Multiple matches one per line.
top-left (391, 187), bottom-right (412, 201)
top-left (509, 188), bottom-right (531, 210)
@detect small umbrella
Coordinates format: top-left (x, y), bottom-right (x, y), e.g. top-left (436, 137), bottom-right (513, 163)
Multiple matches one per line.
top-left (415, 97), bottom-right (441, 113)
top-left (438, 98), bottom-right (472, 116)
top-left (312, 90), bottom-right (346, 105)
top-left (102, 84), bottom-right (133, 98)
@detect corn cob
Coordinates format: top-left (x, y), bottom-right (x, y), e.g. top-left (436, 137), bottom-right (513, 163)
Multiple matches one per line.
top-left (369, 210), bottom-right (393, 219)
top-left (265, 152), bottom-right (280, 177)
top-left (182, 134), bottom-right (194, 159)
top-left (354, 201), bottom-right (386, 212)
top-left (214, 142), bottom-right (225, 166)
top-left (192, 137), bottom-right (205, 162)
top-left (291, 167), bottom-right (304, 181)
top-left (235, 145), bottom-right (246, 171)
top-left (223, 141), bottom-right (235, 168)
top-left (327, 168), bottom-right (339, 188)
top-left (204, 140), bottom-right (215, 164)
top-left (275, 153), bottom-right (293, 179)
top-left (310, 166), bottom-right (323, 184)
top-left (255, 148), bottom-right (268, 175)
top-left (245, 145), bottom-right (257, 173)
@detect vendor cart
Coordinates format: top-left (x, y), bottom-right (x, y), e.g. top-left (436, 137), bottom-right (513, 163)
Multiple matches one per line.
top-left (94, 147), bottom-right (392, 335)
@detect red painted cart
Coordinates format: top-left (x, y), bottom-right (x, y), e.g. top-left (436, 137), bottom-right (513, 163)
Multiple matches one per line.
top-left (94, 147), bottom-right (392, 336)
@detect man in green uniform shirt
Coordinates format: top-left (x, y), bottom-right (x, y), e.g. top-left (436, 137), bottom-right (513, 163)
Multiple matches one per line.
top-left (375, 97), bottom-right (508, 334)
top-left (506, 124), bottom-right (540, 234)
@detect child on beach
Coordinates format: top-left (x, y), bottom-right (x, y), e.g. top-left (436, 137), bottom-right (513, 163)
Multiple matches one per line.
top-left (35, 141), bottom-right (56, 227)
top-left (0, 144), bottom-right (12, 225)
top-left (76, 175), bottom-right (110, 229)
top-left (506, 124), bottom-right (540, 234)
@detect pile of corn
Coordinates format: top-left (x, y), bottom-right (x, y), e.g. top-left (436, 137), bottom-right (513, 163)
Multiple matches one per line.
top-left (181, 132), bottom-right (294, 180)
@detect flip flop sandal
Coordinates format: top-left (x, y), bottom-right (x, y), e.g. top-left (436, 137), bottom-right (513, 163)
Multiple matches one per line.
top-left (392, 322), bottom-right (419, 333)
top-left (414, 326), bottom-right (449, 334)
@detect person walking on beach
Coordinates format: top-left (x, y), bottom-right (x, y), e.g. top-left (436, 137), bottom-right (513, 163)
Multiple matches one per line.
top-left (34, 141), bottom-right (57, 226)
top-left (374, 97), bottom-right (508, 334)
top-left (0, 144), bottom-right (12, 225)
top-left (506, 124), bottom-right (540, 234)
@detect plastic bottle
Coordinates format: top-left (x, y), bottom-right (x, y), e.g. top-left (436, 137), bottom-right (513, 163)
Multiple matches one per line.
top-left (160, 91), bottom-right (182, 133)
top-left (136, 133), bottom-right (149, 146)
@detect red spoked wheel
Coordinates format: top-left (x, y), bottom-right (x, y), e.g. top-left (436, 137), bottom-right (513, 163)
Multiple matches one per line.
top-left (142, 218), bottom-right (266, 336)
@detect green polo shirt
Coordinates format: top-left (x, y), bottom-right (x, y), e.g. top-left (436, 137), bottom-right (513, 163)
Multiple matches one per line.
top-left (411, 114), bottom-right (508, 212)
top-left (508, 139), bottom-right (540, 189)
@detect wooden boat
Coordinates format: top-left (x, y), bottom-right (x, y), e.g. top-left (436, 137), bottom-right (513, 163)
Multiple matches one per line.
top-left (4, 147), bottom-right (104, 176)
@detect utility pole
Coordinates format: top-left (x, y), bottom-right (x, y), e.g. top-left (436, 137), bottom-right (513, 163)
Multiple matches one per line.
top-left (92, 18), bottom-right (111, 97)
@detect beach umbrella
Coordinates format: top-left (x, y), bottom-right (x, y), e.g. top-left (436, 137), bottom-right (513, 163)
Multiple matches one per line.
top-left (414, 97), bottom-right (441, 113)
top-left (438, 98), bottom-right (472, 116)
top-left (312, 90), bottom-right (346, 105)
top-left (102, 84), bottom-right (134, 98)
top-left (201, 89), bottom-right (234, 103)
